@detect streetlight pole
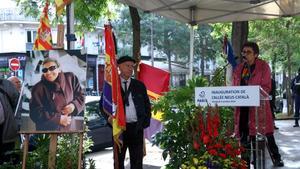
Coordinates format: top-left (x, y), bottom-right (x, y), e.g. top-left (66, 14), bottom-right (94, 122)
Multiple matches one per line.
top-left (66, 3), bottom-right (75, 50)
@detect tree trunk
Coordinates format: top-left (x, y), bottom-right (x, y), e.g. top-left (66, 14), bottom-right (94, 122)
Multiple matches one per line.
top-left (287, 43), bottom-right (293, 116)
top-left (167, 52), bottom-right (172, 86)
top-left (271, 53), bottom-right (277, 80)
top-left (231, 21), bottom-right (248, 63)
top-left (164, 29), bottom-right (173, 86)
top-left (286, 21), bottom-right (293, 116)
top-left (200, 53), bottom-right (205, 76)
top-left (129, 6), bottom-right (140, 78)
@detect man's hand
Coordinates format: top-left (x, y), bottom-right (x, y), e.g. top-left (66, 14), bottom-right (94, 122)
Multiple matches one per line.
top-left (108, 115), bottom-right (113, 125)
top-left (62, 103), bottom-right (75, 115)
top-left (60, 115), bottom-right (71, 126)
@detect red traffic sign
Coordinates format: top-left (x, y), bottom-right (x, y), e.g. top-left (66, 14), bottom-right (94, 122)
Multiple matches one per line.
top-left (9, 58), bottom-right (21, 71)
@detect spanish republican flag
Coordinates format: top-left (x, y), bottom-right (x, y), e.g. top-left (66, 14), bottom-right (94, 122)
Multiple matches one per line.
top-left (138, 63), bottom-right (170, 100)
top-left (102, 25), bottom-right (126, 149)
top-left (138, 63), bottom-right (170, 140)
top-left (55, 0), bottom-right (72, 17)
top-left (33, 2), bottom-right (52, 50)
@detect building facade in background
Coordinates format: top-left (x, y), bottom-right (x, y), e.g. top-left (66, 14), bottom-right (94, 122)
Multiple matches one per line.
top-left (0, 0), bottom-right (209, 90)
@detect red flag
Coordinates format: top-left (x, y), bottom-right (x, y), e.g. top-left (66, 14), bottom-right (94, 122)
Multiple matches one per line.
top-left (103, 25), bottom-right (126, 147)
top-left (138, 63), bottom-right (170, 100)
top-left (138, 63), bottom-right (170, 141)
top-left (33, 2), bottom-right (52, 50)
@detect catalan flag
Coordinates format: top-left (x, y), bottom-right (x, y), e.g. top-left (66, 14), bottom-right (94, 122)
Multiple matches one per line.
top-left (102, 25), bottom-right (126, 149)
top-left (33, 2), bottom-right (52, 50)
top-left (55, 0), bottom-right (72, 17)
top-left (138, 63), bottom-right (170, 140)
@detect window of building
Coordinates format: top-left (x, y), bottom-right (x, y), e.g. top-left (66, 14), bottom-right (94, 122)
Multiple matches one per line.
top-left (26, 30), bottom-right (37, 43)
top-left (206, 63), bottom-right (210, 70)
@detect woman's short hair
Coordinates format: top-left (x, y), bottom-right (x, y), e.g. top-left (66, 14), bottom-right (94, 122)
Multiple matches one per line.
top-left (243, 42), bottom-right (259, 55)
top-left (42, 57), bottom-right (60, 67)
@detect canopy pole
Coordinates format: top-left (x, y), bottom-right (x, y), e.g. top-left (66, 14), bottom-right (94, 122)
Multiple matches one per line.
top-left (189, 6), bottom-right (196, 79)
top-left (189, 26), bottom-right (194, 79)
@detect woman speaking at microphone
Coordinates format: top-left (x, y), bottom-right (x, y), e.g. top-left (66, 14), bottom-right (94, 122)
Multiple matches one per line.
top-left (232, 42), bottom-right (284, 168)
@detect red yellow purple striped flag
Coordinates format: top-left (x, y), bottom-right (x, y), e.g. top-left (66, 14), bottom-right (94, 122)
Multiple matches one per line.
top-left (138, 63), bottom-right (170, 100)
top-left (102, 25), bottom-right (126, 149)
top-left (138, 63), bottom-right (170, 140)
top-left (33, 2), bottom-right (52, 50)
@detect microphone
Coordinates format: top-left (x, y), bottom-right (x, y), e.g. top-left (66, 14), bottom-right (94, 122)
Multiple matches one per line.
top-left (240, 53), bottom-right (247, 61)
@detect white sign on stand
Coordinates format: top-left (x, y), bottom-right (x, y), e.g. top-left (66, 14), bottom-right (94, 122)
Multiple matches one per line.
top-left (195, 86), bottom-right (260, 107)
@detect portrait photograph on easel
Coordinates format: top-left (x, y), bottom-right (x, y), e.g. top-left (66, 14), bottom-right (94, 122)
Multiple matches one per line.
top-left (19, 50), bottom-right (86, 133)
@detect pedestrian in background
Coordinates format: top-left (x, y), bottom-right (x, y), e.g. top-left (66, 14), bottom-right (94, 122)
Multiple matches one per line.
top-left (0, 78), bottom-right (19, 164)
top-left (270, 78), bottom-right (279, 130)
top-left (7, 76), bottom-right (22, 92)
top-left (7, 76), bottom-right (23, 123)
top-left (291, 67), bottom-right (300, 127)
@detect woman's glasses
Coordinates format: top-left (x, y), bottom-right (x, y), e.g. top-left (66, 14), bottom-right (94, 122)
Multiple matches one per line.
top-left (42, 66), bottom-right (57, 73)
top-left (241, 50), bottom-right (253, 55)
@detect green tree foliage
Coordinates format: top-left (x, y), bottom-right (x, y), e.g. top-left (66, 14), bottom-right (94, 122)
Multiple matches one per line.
top-left (113, 10), bottom-right (190, 62)
top-left (194, 24), bottom-right (221, 75)
top-left (113, 8), bottom-right (224, 78)
top-left (14, 0), bottom-right (116, 31)
top-left (249, 17), bottom-right (300, 115)
top-left (250, 17), bottom-right (300, 72)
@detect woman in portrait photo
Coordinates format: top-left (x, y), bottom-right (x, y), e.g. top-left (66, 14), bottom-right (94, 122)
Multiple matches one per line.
top-left (29, 57), bottom-right (85, 131)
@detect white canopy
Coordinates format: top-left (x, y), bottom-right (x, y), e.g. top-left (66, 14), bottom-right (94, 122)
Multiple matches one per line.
top-left (120, 0), bottom-right (300, 25)
top-left (119, 0), bottom-right (300, 78)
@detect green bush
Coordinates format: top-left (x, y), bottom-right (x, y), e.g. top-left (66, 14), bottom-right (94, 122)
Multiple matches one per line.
top-left (152, 76), bottom-right (236, 169)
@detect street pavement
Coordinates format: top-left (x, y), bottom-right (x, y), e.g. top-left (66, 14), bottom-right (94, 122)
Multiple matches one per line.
top-left (86, 140), bottom-right (168, 169)
top-left (86, 120), bottom-right (300, 169)
top-left (266, 119), bottom-right (300, 169)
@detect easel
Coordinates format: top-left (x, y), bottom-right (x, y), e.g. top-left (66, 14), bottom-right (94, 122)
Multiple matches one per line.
top-left (20, 130), bottom-right (84, 169)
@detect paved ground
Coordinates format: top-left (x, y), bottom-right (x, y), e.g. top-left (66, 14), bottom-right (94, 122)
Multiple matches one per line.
top-left (86, 120), bottom-right (300, 169)
top-left (266, 119), bottom-right (300, 169)
top-left (86, 141), bottom-right (167, 169)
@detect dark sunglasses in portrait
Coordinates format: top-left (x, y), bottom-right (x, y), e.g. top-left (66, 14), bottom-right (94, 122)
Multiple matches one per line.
top-left (42, 65), bottom-right (57, 73)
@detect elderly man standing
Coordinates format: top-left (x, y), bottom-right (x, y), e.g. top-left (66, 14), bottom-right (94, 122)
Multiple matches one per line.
top-left (7, 76), bottom-right (22, 92)
top-left (100, 55), bottom-right (151, 169)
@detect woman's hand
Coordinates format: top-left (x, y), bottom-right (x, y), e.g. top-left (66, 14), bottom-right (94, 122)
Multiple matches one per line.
top-left (62, 103), bottom-right (75, 115)
top-left (60, 115), bottom-right (71, 126)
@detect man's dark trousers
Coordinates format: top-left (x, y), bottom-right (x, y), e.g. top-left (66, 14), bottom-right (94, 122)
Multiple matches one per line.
top-left (118, 122), bottom-right (144, 169)
top-left (295, 95), bottom-right (300, 125)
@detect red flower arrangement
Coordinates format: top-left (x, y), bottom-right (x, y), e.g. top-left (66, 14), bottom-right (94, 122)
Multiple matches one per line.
top-left (182, 107), bottom-right (247, 169)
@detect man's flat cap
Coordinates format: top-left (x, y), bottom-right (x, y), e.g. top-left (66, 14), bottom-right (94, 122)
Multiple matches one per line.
top-left (117, 55), bottom-right (136, 64)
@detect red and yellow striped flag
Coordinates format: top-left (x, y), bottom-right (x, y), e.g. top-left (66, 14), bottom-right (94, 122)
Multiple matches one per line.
top-left (55, 0), bottom-right (72, 16)
top-left (103, 24), bottom-right (126, 148)
top-left (33, 2), bottom-right (52, 50)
